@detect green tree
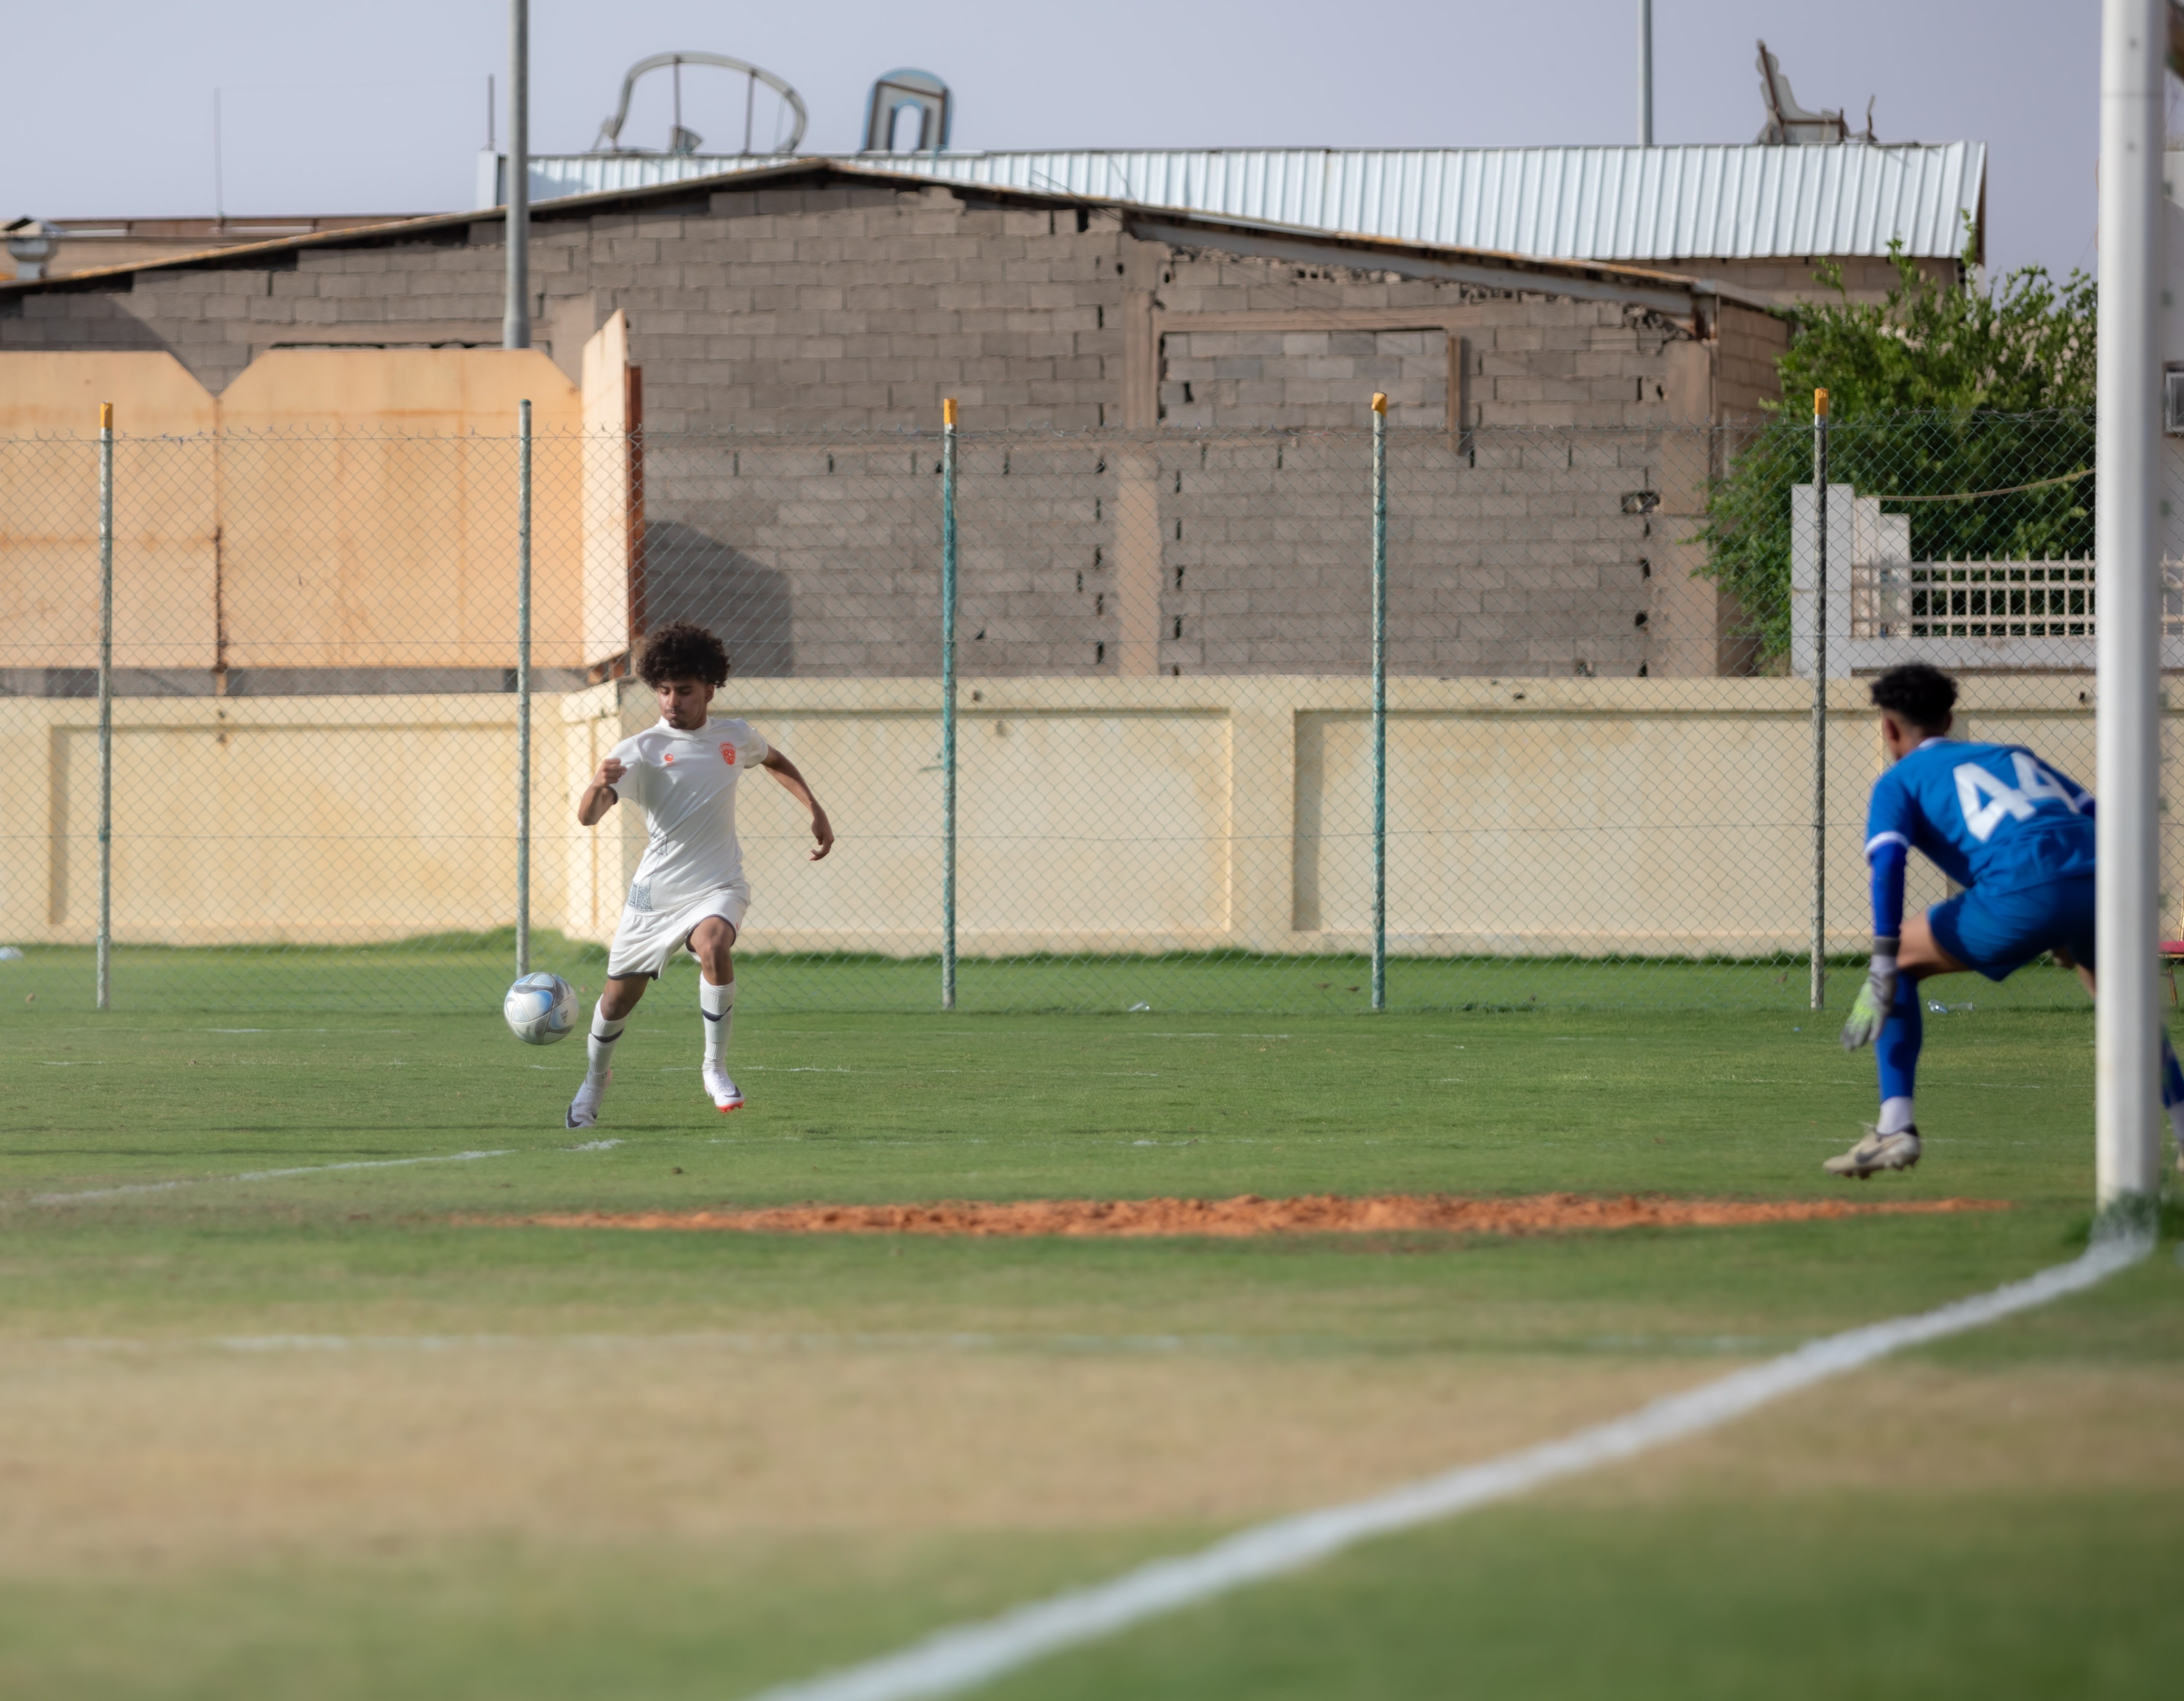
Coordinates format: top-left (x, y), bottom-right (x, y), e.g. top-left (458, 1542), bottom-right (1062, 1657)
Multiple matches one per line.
top-left (1697, 234), bottom-right (2096, 659)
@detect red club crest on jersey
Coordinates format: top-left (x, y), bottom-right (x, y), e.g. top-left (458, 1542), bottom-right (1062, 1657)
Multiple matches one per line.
top-left (721, 743), bottom-right (736, 764)
top-left (662, 753), bottom-right (675, 765)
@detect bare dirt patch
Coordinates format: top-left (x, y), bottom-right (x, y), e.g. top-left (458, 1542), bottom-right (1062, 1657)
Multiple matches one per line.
top-left (0, 1342), bottom-right (1700, 1572)
top-left (504, 1192), bottom-right (2009, 1239)
top-left (9, 1346), bottom-right (2166, 1579)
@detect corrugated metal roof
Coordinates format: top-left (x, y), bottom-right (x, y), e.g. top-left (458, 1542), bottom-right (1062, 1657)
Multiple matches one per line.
top-left (510, 144), bottom-right (1984, 263)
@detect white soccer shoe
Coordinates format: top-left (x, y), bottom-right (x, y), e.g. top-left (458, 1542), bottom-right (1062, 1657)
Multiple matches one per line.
top-left (1822, 1125), bottom-right (1920, 1179)
top-left (566, 1071), bottom-right (609, 1130)
top-left (703, 1062), bottom-right (744, 1113)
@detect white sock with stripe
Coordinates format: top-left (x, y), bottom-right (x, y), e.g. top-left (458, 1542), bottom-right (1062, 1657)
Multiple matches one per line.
top-left (701, 977), bottom-right (735, 1066)
top-left (586, 1002), bottom-right (625, 1086)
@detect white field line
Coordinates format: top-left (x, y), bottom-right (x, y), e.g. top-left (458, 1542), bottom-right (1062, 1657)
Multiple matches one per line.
top-left (745, 1230), bottom-right (2154, 1701)
top-left (26, 1148), bottom-right (517, 1205)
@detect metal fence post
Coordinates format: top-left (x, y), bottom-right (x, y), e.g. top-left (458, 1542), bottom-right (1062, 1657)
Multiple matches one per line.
top-left (96, 401), bottom-right (114, 1012)
top-left (502, 0), bottom-right (530, 350)
top-left (1809, 388), bottom-right (1829, 1013)
top-left (515, 397), bottom-right (533, 980)
top-left (940, 398), bottom-right (959, 1011)
top-left (1370, 393), bottom-right (1389, 1011)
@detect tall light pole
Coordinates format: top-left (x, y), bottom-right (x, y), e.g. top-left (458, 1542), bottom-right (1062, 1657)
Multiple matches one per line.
top-left (1637, 0), bottom-right (1654, 146)
top-left (503, 0), bottom-right (530, 349)
top-left (2093, 0), bottom-right (2165, 1215)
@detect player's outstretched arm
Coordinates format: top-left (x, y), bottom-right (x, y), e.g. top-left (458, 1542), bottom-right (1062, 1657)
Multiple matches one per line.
top-left (760, 748), bottom-right (834, 861)
top-left (577, 758), bottom-right (626, 828)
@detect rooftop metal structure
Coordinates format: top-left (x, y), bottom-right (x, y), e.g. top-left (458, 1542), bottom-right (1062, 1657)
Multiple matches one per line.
top-left (484, 143), bottom-right (1986, 264)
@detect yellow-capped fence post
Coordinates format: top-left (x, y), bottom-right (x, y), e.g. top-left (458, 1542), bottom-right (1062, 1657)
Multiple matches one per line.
top-left (1810, 387), bottom-right (1830, 1012)
top-left (940, 397), bottom-right (959, 1011)
top-left (96, 401), bottom-right (115, 1012)
top-left (1371, 392), bottom-right (1389, 1011)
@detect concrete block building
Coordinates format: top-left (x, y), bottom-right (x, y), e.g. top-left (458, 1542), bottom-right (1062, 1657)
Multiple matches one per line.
top-left (0, 157), bottom-right (1856, 682)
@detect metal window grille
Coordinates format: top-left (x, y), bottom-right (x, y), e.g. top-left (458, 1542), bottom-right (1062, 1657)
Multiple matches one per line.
top-left (1853, 561), bottom-right (2099, 640)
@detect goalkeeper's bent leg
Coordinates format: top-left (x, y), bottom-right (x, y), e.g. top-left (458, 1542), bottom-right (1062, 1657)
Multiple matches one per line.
top-left (1875, 982), bottom-right (1922, 1136)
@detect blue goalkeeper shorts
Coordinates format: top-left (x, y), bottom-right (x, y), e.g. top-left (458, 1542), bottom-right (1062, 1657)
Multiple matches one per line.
top-left (1928, 875), bottom-right (2095, 982)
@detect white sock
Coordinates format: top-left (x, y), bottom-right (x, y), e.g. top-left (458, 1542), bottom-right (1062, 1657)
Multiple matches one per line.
top-left (701, 977), bottom-right (735, 1066)
top-left (586, 1001), bottom-right (626, 1086)
top-left (1877, 1096), bottom-right (1916, 1136)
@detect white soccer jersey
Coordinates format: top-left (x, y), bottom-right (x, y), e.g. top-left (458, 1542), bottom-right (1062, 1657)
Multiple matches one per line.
top-left (609, 716), bottom-right (770, 914)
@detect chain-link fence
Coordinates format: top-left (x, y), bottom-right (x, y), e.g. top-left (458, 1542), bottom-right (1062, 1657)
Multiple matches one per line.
top-left (0, 404), bottom-right (2138, 1015)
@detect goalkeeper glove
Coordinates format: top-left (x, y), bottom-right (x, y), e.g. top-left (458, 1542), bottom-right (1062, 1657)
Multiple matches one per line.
top-left (1840, 945), bottom-right (1899, 1051)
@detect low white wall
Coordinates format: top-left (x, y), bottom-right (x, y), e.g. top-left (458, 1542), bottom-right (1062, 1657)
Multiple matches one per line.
top-left (1, 676), bottom-right (2128, 957)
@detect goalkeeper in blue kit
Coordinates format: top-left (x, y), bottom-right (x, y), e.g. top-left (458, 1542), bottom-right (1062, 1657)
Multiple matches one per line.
top-left (1833, 663), bottom-right (2184, 1178)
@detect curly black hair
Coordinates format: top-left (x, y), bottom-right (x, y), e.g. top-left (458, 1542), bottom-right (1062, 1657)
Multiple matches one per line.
top-left (1869, 663), bottom-right (1957, 731)
top-left (637, 622), bottom-right (730, 688)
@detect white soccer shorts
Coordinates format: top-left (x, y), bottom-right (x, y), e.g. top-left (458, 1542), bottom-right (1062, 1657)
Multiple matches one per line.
top-left (605, 882), bottom-right (752, 979)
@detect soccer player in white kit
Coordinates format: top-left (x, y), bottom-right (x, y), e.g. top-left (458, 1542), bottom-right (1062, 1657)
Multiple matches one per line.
top-left (566, 622), bottom-right (833, 1128)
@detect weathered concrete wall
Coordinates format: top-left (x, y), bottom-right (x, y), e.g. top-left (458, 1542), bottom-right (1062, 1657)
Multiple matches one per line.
top-left (0, 218), bottom-right (430, 284)
top-left (2, 676), bottom-right (2122, 958)
top-left (1716, 301), bottom-right (1794, 422)
top-left (0, 188), bottom-right (1121, 426)
top-left (629, 422), bottom-right (1704, 682)
top-left (0, 185), bottom-right (1784, 679)
top-left (219, 351), bottom-right (588, 672)
top-left (9, 693), bottom-right (556, 947)
top-left (1670, 253), bottom-right (1960, 307)
top-left (0, 188), bottom-right (1725, 433)
top-left (1158, 328), bottom-right (1450, 431)
top-left (0, 224), bottom-right (524, 399)
top-left (1151, 304), bottom-right (1702, 436)
top-left (0, 354), bottom-right (219, 684)
top-left (0, 346), bottom-right (620, 683)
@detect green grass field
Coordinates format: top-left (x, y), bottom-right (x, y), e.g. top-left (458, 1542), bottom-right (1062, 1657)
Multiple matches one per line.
top-left (2, 956), bottom-right (2179, 1699)
top-left (7, 935), bottom-right (2102, 1015)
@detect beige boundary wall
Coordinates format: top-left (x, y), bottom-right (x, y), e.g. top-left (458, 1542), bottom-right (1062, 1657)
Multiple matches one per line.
top-left (3, 677), bottom-right (2134, 958)
top-left (0, 334), bottom-right (636, 676)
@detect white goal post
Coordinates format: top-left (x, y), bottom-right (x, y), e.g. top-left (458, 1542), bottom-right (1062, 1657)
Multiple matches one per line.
top-left (2095, 0), bottom-right (2169, 1212)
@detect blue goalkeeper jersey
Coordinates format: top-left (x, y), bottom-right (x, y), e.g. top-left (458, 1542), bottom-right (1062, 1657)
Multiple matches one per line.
top-left (1864, 739), bottom-right (2095, 894)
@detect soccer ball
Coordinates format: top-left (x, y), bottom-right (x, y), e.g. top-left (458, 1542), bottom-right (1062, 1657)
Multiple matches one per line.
top-left (503, 971), bottom-right (576, 1045)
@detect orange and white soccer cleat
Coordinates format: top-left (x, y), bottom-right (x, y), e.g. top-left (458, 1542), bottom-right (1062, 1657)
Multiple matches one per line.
top-left (703, 1062), bottom-right (744, 1113)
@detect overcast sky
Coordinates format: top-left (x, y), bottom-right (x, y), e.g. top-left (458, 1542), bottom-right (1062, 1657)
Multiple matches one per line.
top-left (1, 1), bottom-right (2115, 282)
